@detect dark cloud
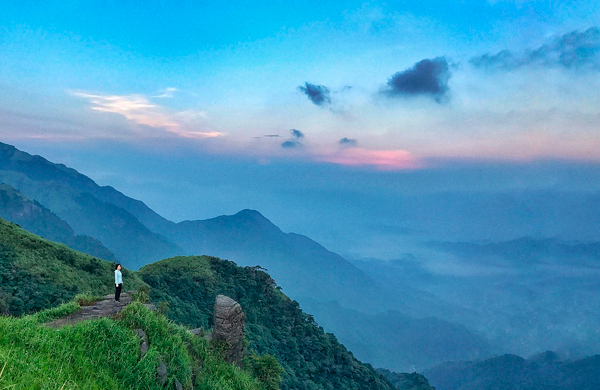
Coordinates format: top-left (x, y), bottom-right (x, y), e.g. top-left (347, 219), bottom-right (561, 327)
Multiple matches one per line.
top-left (471, 27), bottom-right (600, 70)
top-left (382, 57), bottom-right (450, 102)
top-left (298, 82), bottom-right (331, 106)
top-left (281, 140), bottom-right (298, 148)
top-left (339, 137), bottom-right (358, 147)
top-left (281, 129), bottom-right (305, 149)
top-left (291, 129), bottom-right (304, 139)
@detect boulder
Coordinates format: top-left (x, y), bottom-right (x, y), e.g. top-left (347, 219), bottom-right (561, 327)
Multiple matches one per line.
top-left (157, 355), bottom-right (168, 385)
top-left (134, 329), bottom-right (149, 357)
top-left (213, 295), bottom-right (246, 366)
top-left (174, 378), bottom-right (183, 390)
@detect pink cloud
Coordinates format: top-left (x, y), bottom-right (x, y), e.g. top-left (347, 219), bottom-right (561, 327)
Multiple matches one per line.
top-left (319, 148), bottom-right (420, 170)
top-left (70, 90), bottom-right (223, 139)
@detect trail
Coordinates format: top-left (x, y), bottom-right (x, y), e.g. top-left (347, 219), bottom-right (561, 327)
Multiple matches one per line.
top-left (45, 292), bottom-right (154, 327)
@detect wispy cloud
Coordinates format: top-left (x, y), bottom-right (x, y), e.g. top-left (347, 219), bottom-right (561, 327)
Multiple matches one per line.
top-left (153, 87), bottom-right (178, 98)
top-left (381, 57), bottom-right (451, 103)
top-left (471, 27), bottom-right (600, 70)
top-left (70, 90), bottom-right (223, 139)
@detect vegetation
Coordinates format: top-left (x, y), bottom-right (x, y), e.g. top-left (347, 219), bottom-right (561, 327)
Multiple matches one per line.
top-left (140, 256), bottom-right (396, 390)
top-left (0, 218), bottom-right (145, 316)
top-left (377, 369), bottom-right (436, 390)
top-left (0, 217), bottom-right (399, 389)
top-left (0, 299), bottom-right (264, 389)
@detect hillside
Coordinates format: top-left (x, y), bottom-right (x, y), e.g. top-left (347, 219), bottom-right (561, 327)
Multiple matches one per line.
top-left (0, 183), bottom-right (117, 262)
top-left (0, 217), bottom-right (145, 316)
top-left (171, 209), bottom-right (388, 313)
top-left (0, 299), bottom-right (266, 389)
top-left (0, 142), bottom-right (182, 268)
top-left (139, 255), bottom-right (396, 390)
top-left (301, 299), bottom-right (494, 372)
top-left (0, 218), bottom-right (401, 389)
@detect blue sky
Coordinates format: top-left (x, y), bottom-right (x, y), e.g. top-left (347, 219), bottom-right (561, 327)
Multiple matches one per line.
top-left (1, 1), bottom-right (600, 256)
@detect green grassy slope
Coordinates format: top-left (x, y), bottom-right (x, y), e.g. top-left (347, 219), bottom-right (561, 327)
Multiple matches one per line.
top-left (0, 300), bottom-right (264, 390)
top-left (0, 217), bottom-right (145, 316)
top-left (0, 218), bottom-right (397, 389)
top-left (139, 256), bottom-right (397, 390)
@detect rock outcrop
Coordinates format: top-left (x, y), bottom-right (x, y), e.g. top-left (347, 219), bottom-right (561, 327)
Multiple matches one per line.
top-left (134, 328), bottom-right (149, 357)
top-left (213, 294), bottom-right (246, 366)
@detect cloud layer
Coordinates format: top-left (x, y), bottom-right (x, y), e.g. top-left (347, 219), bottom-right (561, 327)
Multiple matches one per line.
top-left (471, 27), bottom-right (600, 70)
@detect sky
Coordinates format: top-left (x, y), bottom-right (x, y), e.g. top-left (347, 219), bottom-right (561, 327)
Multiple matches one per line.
top-left (1, 0), bottom-right (600, 258)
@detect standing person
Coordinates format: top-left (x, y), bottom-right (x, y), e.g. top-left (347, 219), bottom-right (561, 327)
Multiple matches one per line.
top-left (115, 264), bottom-right (123, 302)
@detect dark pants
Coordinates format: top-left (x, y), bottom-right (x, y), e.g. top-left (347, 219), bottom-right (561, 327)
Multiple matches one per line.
top-left (115, 283), bottom-right (122, 301)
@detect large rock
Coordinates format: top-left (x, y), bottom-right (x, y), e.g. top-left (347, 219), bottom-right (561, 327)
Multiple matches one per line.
top-left (213, 294), bottom-right (246, 366)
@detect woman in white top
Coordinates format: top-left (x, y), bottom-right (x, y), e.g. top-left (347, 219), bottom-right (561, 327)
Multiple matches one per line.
top-left (114, 264), bottom-right (123, 302)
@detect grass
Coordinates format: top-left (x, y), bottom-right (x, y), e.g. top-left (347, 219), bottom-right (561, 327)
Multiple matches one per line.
top-left (74, 293), bottom-right (102, 307)
top-left (0, 300), bottom-right (264, 390)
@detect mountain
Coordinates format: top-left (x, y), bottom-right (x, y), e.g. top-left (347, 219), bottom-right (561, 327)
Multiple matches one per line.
top-left (0, 142), bottom-right (182, 268)
top-left (167, 209), bottom-right (389, 313)
top-left (0, 141), bottom-right (495, 372)
top-left (0, 183), bottom-right (117, 262)
top-left (0, 216), bottom-right (399, 390)
top-left (377, 369), bottom-right (436, 390)
top-left (301, 299), bottom-right (494, 372)
top-left (140, 255), bottom-right (397, 390)
top-left (424, 352), bottom-right (600, 390)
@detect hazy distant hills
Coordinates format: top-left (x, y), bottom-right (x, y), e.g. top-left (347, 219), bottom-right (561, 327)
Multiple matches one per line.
top-left (0, 142), bottom-right (181, 268)
top-left (0, 183), bottom-right (117, 262)
top-left (425, 352), bottom-right (600, 390)
top-left (352, 239), bottom-right (600, 360)
top-left (300, 299), bottom-right (494, 372)
top-left (430, 237), bottom-right (600, 265)
top-left (3, 141), bottom-right (599, 374)
top-left (170, 209), bottom-right (387, 311)
top-left (0, 142), bottom-right (419, 314)
top-left (0, 141), bottom-right (497, 371)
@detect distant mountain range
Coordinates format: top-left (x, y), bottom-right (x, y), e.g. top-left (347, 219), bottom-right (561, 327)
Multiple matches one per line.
top-left (0, 183), bottom-right (117, 262)
top-left (2, 141), bottom-right (598, 373)
top-left (0, 141), bottom-right (493, 371)
top-left (425, 352), bottom-right (600, 390)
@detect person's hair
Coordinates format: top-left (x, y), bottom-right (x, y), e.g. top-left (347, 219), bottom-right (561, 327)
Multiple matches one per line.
top-left (115, 263), bottom-right (121, 270)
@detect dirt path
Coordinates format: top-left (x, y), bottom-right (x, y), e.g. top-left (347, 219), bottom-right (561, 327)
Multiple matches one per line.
top-left (45, 292), bottom-right (146, 328)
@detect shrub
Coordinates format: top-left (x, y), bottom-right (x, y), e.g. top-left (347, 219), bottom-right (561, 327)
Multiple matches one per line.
top-left (245, 353), bottom-right (284, 390)
top-left (133, 285), bottom-right (150, 304)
